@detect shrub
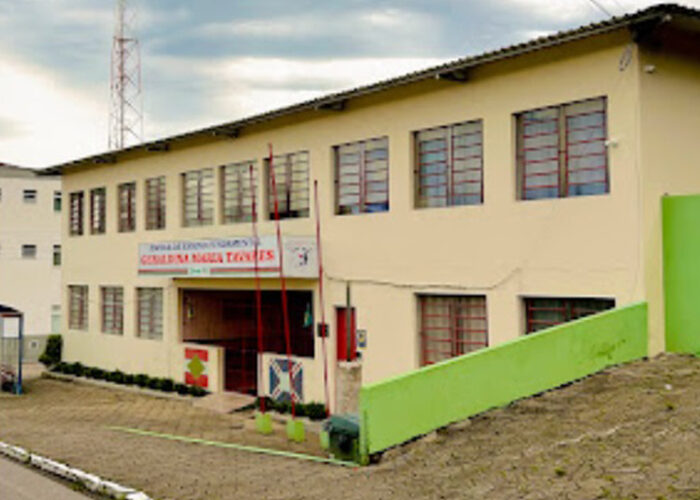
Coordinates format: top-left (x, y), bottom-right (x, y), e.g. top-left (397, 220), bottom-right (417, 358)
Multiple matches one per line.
top-left (110, 370), bottom-right (125, 384)
top-left (189, 385), bottom-right (207, 397)
top-left (88, 367), bottom-right (106, 380)
top-left (71, 362), bottom-right (85, 377)
top-left (124, 374), bottom-right (135, 385)
top-left (304, 403), bottom-right (328, 421)
top-left (160, 378), bottom-right (174, 392)
top-left (134, 374), bottom-right (149, 388)
top-left (51, 362), bottom-right (68, 374)
top-left (147, 377), bottom-right (161, 390)
top-left (174, 383), bottom-right (189, 395)
top-left (39, 335), bottom-right (62, 367)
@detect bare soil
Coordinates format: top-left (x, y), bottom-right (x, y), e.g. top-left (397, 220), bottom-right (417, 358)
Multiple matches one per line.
top-left (1, 354), bottom-right (699, 500)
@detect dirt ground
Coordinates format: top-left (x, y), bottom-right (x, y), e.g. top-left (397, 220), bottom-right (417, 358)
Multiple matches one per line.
top-left (0, 354), bottom-right (699, 500)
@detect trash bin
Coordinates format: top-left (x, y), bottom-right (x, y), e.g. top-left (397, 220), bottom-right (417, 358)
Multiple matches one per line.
top-left (323, 413), bottom-right (360, 462)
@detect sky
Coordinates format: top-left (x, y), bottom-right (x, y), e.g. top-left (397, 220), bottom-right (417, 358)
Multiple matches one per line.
top-left (0, 0), bottom-right (697, 168)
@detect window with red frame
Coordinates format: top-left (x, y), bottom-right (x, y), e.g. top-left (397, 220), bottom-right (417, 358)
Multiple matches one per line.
top-left (415, 120), bottom-right (483, 208)
top-left (69, 192), bottom-right (84, 236)
top-left (419, 295), bottom-right (488, 366)
top-left (524, 297), bottom-right (615, 334)
top-left (118, 182), bottom-right (136, 232)
top-left (517, 97), bottom-right (608, 200)
top-left (335, 137), bottom-right (389, 215)
top-left (101, 286), bottom-right (123, 335)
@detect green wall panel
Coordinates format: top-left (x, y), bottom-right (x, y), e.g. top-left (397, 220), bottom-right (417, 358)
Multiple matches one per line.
top-left (359, 303), bottom-right (647, 457)
top-left (663, 194), bottom-right (700, 354)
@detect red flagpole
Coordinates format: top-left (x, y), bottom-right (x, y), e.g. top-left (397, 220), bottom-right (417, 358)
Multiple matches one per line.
top-left (314, 180), bottom-right (331, 417)
top-left (249, 163), bottom-right (265, 413)
top-left (268, 144), bottom-right (297, 418)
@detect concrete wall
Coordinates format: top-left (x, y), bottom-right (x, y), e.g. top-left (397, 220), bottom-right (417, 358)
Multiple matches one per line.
top-left (61, 32), bottom-right (649, 405)
top-left (0, 172), bottom-right (61, 339)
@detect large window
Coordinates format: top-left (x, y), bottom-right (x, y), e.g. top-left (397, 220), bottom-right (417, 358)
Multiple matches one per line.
top-left (145, 176), bottom-right (166, 230)
top-left (517, 97), bottom-right (608, 200)
top-left (101, 286), bottom-right (124, 335)
top-left (221, 160), bottom-right (256, 223)
top-left (68, 285), bottom-right (88, 330)
top-left (335, 137), bottom-right (389, 215)
top-left (265, 151), bottom-right (309, 219)
top-left (69, 192), bottom-right (84, 236)
top-left (524, 297), bottom-right (615, 334)
top-left (415, 120), bottom-right (483, 208)
top-left (137, 288), bottom-right (163, 340)
top-left (118, 182), bottom-right (136, 232)
top-left (182, 168), bottom-right (214, 226)
top-left (90, 187), bottom-right (106, 234)
top-left (419, 295), bottom-right (488, 366)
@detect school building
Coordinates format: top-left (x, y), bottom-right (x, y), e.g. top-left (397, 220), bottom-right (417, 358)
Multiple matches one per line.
top-left (44, 4), bottom-right (700, 410)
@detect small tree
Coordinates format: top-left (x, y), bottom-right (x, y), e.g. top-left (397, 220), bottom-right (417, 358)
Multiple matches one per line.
top-left (39, 335), bottom-right (62, 367)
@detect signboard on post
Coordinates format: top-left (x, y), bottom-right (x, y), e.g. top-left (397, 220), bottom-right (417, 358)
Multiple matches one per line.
top-left (138, 235), bottom-right (317, 278)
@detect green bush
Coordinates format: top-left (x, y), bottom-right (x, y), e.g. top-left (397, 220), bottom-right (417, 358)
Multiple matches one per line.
top-left (189, 385), bottom-right (207, 397)
top-left (147, 377), bottom-right (161, 390)
top-left (39, 335), bottom-right (62, 367)
top-left (109, 370), bottom-right (125, 384)
top-left (160, 378), bottom-right (174, 392)
top-left (134, 374), bottom-right (149, 387)
top-left (174, 383), bottom-right (189, 395)
top-left (51, 362), bottom-right (68, 374)
top-left (124, 374), bottom-right (135, 385)
top-left (88, 367), bottom-right (106, 380)
top-left (304, 403), bottom-right (328, 421)
top-left (71, 362), bottom-right (85, 377)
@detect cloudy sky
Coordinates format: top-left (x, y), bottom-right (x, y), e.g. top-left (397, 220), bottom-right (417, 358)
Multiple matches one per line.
top-left (0, 0), bottom-right (697, 167)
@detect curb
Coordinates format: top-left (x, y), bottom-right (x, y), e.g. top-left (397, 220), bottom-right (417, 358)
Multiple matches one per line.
top-left (0, 440), bottom-right (152, 500)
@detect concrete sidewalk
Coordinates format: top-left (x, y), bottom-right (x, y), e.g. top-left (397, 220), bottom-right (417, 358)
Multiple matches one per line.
top-left (0, 457), bottom-right (89, 500)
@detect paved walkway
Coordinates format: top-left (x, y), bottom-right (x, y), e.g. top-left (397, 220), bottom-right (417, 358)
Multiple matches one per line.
top-left (0, 457), bottom-right (89, 500)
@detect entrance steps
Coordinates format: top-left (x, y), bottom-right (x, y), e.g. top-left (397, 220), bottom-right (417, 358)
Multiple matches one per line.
top-left (194, 391), bottom-right (255, 414)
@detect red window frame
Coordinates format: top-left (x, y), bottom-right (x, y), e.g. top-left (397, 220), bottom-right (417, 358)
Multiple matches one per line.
top-left (335, 137), bottom-right (389, 215)
top-left (415, 120), bottom-right (483, 208)
top-left (525, 297), bottom-right (615, 334)
top-left (517, 97), bottom-right (608, 200)
top-left (145, 176), bottom-right (166, 230)
top-left (69, 192), bottom-right (84, 236)
top-left (118, 182), bottom-right (136, 232)
top-left (419, 295), bottom-right (488, 366)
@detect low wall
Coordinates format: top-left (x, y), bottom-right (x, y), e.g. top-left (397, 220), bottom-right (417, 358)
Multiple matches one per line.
top-left (359, 302), bottom-right (648, 458)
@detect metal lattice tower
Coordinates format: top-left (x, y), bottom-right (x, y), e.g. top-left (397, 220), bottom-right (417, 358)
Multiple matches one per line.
top-left (108, 0), bottom-right (142, 150)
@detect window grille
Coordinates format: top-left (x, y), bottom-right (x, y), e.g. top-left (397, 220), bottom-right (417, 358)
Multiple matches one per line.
top-left (118, 182), bottom-right (136, 232)
top-left (182, 169), bottom-right (214, 226)
top-left (101, 286), bottom-right (124, 335)
top-left (90, 187), bottom-right (106, 234)
top-left (68, 285), bottom-right (88, 330)
top-left (416, 120), bottom-right (483, 208)
top-left (137, 288), bottom-right (163, 340)
top-left (265, 151), bottom-right (309, 219)
top-left (419, 295), bottom-right (488, 366)
top-left (335, 137), bottom-right (389, 215)
top-left (21, 244), bottom-right (36, 259)
top-left (525, 297), bottom-right (615, 334)
top-left (69, 192), bottom-right (84, 236)
top-left (221, 161), bottom-right (256, 223)
top-left (517, 97), bottom-right (608, 200)
top-left (145, 176), bottom-right (166, 230)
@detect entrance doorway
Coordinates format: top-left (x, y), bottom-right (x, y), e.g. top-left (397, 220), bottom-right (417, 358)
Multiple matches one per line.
top-left (181, 289), bottom-right (314, 394)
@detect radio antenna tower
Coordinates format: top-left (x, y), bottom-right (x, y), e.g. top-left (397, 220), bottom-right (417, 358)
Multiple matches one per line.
top-left (108, 0), bottom-right (143, 150)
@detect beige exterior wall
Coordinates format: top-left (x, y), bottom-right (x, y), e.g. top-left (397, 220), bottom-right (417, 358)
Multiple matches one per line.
top-left (639, 45), bottom-right (700, 355)
top-left (0, 170), bottom-right (62, 348)
top-left (61, 32), bottom-right (654, 408)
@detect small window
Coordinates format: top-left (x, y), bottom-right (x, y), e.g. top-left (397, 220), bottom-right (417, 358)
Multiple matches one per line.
top-left (524, 297), bottom-right (615, 334)
top-left (265, 151), bottom-right (309, 220)
top-left (145, 176), bottom-right (166, 230)
top-left (69, 192), bottom-right (84, 236)
top-left (335, 137), bottom-right (389, 215)
top-left (419, 295), bottom-right (488, 366)
top-left (222, 160), bottom-right (256, 223)
top-left (68, 285), bottom-right (88, 330)
top-left (182, 168), bottom-right (214, 226)
top-left (21, 244), bottom-right (37, 259)
top-left (90, 187), bottom-right (106, 234)
top-left (137, 288), bottom-right (163, 340)
top-left (53, 245), bottom-right (61, 266)
top-left (415, 120), bottom-right (483, 208)
top-left (51, 305), bottom-right (61, 334)
top-left (517, 97), bottom-right (608, 200)
top-left (23, 189), bottom-right (37, 203)
top-left (53, 191), bottom-right (62, 212)
top-left (118, 182), bottom-right (136, 232)
top-left (101, 286), bottom-right (124, 335)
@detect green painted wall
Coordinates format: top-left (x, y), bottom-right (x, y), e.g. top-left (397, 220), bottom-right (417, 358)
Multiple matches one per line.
top-left (359, 303), bottom-right (647, 457)
top-left (663, 195), bottom-right (700, 355)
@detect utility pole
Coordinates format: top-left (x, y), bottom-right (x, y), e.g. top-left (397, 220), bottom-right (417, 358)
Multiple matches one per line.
top-left (108, 0), bottom-right (143, 150)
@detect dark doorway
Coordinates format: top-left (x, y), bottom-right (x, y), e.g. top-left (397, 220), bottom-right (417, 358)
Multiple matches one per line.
top-left (182, 289), bottom-right (314, 394)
